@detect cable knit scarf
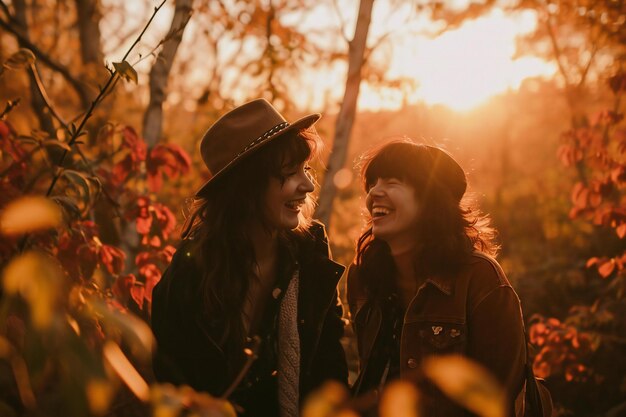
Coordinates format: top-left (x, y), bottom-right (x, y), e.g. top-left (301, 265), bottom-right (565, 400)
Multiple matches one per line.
top-left (277, 269), bottom-right (300, 417)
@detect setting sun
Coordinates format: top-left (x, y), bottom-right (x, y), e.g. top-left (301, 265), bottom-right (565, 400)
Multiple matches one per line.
top-left (362, 8), bottom-right (557, 111)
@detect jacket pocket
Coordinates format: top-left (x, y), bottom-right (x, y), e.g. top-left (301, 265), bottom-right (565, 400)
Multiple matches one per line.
top-left (418, 322), bottom-right (467, 355)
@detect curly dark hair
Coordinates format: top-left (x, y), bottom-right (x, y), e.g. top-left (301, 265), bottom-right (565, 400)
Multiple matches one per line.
top-left (355, 140), bottom-right (498, 300)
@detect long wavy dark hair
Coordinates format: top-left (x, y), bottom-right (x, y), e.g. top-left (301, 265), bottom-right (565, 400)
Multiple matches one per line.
top-left (355, 140), bottom-right (498, 300)
top-left (180, 128), bottom-right (321, 351)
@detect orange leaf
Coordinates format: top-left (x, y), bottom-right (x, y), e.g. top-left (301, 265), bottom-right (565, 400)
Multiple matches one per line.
top-left (616, 224), bottom-right (626, 239)
top-left (598, 260), bottom-right (615, 278)
top-left (586, 257), bottom-right (600, 268)
top-left (571, 182), bottom-right (588, 209)
top-left (0, 196), bottom-right (62, 236)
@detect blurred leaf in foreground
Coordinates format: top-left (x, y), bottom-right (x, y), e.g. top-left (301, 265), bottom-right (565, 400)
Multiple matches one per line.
top-left (422, 355), bottom-right (506, 417)
top-left (103, 341), bottom-right (149, 401)
top-left (0, 195), bottom-right (62, 236)
top-left (2, 251), bottom-right (64, 329)
top-left (302, 380), bottom-right (348, 417)
top-left (88, 298), bottom-right (154, 361)
top-left (86, 378), bottom-right (114, 415)
top-left (379, 380), bottom-right (420, 417)
top-left (151, 383), bottom-right (237, 417)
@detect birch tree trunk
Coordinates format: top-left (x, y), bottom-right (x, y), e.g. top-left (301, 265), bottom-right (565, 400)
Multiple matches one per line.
top-left (315, 0), bottom-right (374, 227)
top-left (142, 0), bottom-right (193, 146)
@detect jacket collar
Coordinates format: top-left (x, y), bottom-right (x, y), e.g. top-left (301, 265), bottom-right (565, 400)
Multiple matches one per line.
top-left (425, 274), bottom-right (454, 296)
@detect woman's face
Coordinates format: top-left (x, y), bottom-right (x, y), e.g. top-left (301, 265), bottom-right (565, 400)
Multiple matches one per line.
top-left (366, 177), bottom-right (421, 250)
top-left (263, 162), bottom-right (315, 230)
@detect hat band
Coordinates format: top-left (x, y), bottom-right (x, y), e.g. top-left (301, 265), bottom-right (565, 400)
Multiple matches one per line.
top-left (237, 121), bottom-right (290, 157)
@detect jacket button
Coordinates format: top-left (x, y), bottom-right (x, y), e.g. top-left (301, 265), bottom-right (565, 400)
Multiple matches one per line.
top-left (407, 358), bottom-right (418, 369)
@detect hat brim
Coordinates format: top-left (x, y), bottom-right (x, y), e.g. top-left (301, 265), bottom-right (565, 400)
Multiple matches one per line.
top-left (194, 113), bottom-right (321, 197)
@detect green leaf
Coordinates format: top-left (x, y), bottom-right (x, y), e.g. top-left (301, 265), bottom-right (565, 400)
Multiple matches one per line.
top-left (112, 61), bottom-right (138, 84)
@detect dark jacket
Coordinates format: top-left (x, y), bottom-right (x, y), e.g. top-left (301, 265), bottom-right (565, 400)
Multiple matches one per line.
top-left (347, 252), bottom-right (526, 417)
top-left (151, 222), bottom-right (348, 411)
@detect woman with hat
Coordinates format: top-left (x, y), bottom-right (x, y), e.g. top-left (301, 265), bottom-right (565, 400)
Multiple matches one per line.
top-left (151, 99), bottom-right (348, 417)
top-left (347, 140), bottom-right (528, 416)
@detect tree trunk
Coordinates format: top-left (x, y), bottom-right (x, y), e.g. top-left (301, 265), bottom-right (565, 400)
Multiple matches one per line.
top-left (314, 0), bottom-right (374, 227)
top-left (142, 0), bottom-right (193, 146)
top-left (12, 0), bottom-right (55, 137)
top-left (74, 0), bottom-right (103, 67)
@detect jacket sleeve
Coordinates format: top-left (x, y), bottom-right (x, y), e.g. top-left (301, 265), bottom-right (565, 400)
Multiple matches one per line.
top-left (467, 284), bottom-right (527, 411)
top-left (306, 290), bottom-right (349, 389)
top-left (150, 247), bottom-right (228, 394)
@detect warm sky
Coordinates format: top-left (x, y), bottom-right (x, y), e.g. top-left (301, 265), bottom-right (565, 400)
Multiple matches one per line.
top-left (301, 3), bottom-right (557, 112)
top-left (103, 0), bottom-right (557, 114)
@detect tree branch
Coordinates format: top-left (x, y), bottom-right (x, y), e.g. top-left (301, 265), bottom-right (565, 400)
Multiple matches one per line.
top-left (0, 17), bottom-right (92, 108)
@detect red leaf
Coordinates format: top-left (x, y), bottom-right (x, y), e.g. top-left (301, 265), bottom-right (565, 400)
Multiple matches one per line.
top-left (147, 171), bottom-right (163, 193)
top-left (130, 284), bottom-right (145, 310)
top-left (146, 144), bottom-right (191, 193)
top-left (121, 126), bottom-right (147, 162)
top-left (611, 166), bottom-right (626, 184)
top-left (136, 216), bottom-right (152, 235)
top-left (589, 192), bottom-right (602, 208)
top-left (112, 274), bottom-right (136, 301)
top-left (586, 257), bottom-right (600, 268)
top-left (571, 182), bottom-right (588, 209)
top-left (598, 260), bottom-right (615, 278)
top-left (100, 244), bottom-right (126, 275)
top-left (0, 120), bottom-right (10, 140)
top-left (617, 224), bottom-right (626, 239)
top-left (139, 263), bottom-right (162, 303)
top-left (111, 154), bottom-right (133, 186)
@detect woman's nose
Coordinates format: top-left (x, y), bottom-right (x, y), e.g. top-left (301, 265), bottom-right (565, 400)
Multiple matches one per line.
top-left (298, 171), bottom-right (315, 193)
top-left (368, 179), bottom-right (385, 197)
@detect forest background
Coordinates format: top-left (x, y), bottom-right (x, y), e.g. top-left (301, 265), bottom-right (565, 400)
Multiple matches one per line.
top-left (0, 0), bottom-right (624, 416)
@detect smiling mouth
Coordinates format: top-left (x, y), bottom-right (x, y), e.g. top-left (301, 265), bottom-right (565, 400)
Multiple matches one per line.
top-left (285, 198), bottom-right (306, 211)
top-left (371, 207), bottom-right (392, 218)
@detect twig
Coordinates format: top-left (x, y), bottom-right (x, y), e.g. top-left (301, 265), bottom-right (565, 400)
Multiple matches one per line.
top-left (16, 0), bottom-right (168, 254)
top-left (0, 98), bottom-right (20, 119)
top-left (0, 17), bottom-right (91, 108)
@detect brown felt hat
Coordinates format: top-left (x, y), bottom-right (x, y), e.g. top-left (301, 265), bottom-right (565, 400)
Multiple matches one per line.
top-left (196, 98), bottom-right (320, 196)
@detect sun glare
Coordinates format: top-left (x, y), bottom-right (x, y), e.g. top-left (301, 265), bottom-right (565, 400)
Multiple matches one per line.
top-left (366, 9), bottom-right (557, 112)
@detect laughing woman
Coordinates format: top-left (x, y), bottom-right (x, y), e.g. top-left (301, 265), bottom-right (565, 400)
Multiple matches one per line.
top-left (347, 140), bottom-right (530, 417)
top-left (151, 99), bottom-right (347, 417)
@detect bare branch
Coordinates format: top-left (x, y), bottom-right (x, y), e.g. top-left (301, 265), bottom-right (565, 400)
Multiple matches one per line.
top-left (331, 0), bottom-right (350, 43)
top-left (0, 18), bottom-right (92, 108)
top-left (43, 0), bottom-right (168, 200)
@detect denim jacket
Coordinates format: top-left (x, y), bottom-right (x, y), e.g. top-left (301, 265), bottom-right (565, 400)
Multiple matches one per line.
top-left (347, 252), bottom-right (526, 417)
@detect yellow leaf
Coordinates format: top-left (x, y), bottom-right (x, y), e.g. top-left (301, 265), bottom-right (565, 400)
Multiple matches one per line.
top-left (0, 196), bottom-right (62, 236)
top-left (2, 252), bottom-right (64, 329)
top-left (422, 355), bottom-right (506, 417)
top-left (103, 341), bottom-right (149, 402)
top-left (113, 61), bottom-right (138, 84)
top-left (379, 381), bottom-right (420, 417)
top-left (86, 379), bottom-right (114, 415)
top-left (302, 380), bottom-right (348, 417)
